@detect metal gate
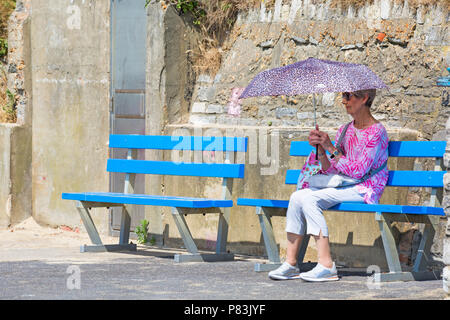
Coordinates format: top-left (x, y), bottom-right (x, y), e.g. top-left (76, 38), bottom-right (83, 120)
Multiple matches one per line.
top-left (110, 0), bottom-right (147, 235)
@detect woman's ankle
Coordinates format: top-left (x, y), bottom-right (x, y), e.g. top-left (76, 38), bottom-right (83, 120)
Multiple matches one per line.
top-left (286, 259), bottom-right (297, 267)
top-left (318, 260), bottom-right (333, 269)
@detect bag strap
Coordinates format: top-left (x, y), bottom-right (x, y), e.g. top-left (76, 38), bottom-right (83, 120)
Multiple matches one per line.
top-left (362, 160), bottom-right (388, 182)
top-left (338, 160), bottom-right (388, 188)
top-left (336, 121), bottom-right (352, 154)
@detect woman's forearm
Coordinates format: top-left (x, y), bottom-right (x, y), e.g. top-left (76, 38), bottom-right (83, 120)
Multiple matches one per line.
top-left (318, 153), bottom-right (331, 171)
top-left (317, 146), bottom-right (331, 171)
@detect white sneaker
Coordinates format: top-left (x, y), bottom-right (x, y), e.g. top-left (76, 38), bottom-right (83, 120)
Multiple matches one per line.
top-left (268, 262), bottom-right (300, 280)
top-left (299, 262), bottom-right (339, 282)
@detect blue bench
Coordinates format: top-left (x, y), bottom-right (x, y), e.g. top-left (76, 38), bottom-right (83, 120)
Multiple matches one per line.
top-left (238, 140), bottom-right (446, 282)
top-left (62, 135), bottom-right (247, 263)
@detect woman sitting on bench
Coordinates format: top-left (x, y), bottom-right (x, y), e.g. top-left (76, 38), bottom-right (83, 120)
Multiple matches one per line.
top-left (269, 89), bottom-right (389, 282)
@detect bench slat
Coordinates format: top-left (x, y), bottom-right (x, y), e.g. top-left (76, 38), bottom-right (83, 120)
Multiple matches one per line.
top-left (289, 141), bottom-right (446, 157)
top-left (62, 192), bottom-right (233, 208)
top-left (109, 135), bottom-right (248, 152)
top-left (285, 170), bottom-right (444, 188)
top-left (236, 198), bottom-right (444, 216)
top-left (388, 141), bottom-right (446, 157)
top-left (107, 159), bottom-right (245, 178)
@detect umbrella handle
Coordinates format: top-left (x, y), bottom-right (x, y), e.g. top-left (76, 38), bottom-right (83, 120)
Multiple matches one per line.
top-left (315, 145), bottom-right (319, 160)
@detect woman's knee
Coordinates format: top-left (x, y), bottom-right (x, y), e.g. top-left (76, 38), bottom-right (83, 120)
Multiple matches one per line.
top-left (289, 189), bottom-right (312, 206)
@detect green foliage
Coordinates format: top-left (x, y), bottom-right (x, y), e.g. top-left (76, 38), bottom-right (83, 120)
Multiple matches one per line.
top-left (146, 0), bottom-right (206, 25)
top-left (135, 219), bottom-right (149, 244)
top-left (2, 88), bottom-right (16, 120)
top-left (0, 0), bottom-right (16, 37)
top-left (0, 38), bottom-right (7, 58)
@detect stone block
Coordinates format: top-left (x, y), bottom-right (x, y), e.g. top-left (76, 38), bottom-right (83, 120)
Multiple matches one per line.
top-left (197, 74), bottom-right (213, 84)
top-left (206, 104), bottom-right (223, 114)
top-left (444, 238), bottom-right (450, 265)
top-left (443, 266), bottom-right (449, 295)
top-left (191, 102), bottom-right (206, 113)
top-left (444, 173), bottom-right (450, 191)
top-left (239, 118), bottom-right (259, 126)
top-left (297, 111), bottom-right (321, 120)
top-left (380, 0), bottom-right (391, 20)
top-left (275, 107), bottom-right (297, 119)
top-left (196, 86), bottom-right (216, 102)
top-left (189, 114), bottom-right (216, 125)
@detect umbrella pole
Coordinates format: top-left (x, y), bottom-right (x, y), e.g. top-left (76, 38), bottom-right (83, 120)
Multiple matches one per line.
top-left (313, 93), bottom-right (319, 160)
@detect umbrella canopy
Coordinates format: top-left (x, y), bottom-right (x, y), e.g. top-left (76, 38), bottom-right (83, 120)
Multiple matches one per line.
top-left (239, 57), bottom-right (388, 99)
top-left (238, 57), bottom-right (388, 160)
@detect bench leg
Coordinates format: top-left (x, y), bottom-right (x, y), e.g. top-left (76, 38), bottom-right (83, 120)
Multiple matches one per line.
top-left (171, 207), bottom-right (235, 263)
top-left (254, 207), bottom-right (281, 272)
top-left (76, 201), bottom-right (103, 245)
top-left (376, 212), bottom-right (403, 274)
top-left (216, 178), bottom-right (232, 254)
top-left (297, 235), bottom-right (311, 269)
top-left (374, 213), bottom-right (439, 282)
top-left (76, 201), bottom-right (136, 253)
top-left (171, 207), bottom-right (199, 254)
top-left (216, 207), bottom-right (230, 254)
top-left (412, 217), bottom-right (437, 273)
top-left (254, 207), bottom-right (311, 272)
top-left (119, 205), bottom-right (132, 245)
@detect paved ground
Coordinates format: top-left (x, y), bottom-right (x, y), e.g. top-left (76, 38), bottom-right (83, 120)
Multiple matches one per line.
top-left (0, 245), bottom-right (446, 301)
top-left (0, 218), bottom-right (446, 302)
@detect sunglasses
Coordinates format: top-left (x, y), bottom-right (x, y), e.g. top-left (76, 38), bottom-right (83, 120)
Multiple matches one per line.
top-left (342, 92), bottom-right (357, 100)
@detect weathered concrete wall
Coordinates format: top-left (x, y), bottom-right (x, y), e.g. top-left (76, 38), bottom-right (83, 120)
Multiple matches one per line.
top-left (31, 0), bottom-right (111, 233)
top-left (0, 124), bottom-right (32, 228)
top-left (145, 3), bottom-right (201, 243)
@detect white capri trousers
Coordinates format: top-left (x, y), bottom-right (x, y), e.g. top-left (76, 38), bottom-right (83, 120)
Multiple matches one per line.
top-left (286, 186), bottom-right (365, 237)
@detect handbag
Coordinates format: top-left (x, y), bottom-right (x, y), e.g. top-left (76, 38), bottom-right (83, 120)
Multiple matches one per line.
top-left (305, 173), bottom-right (360, 189)
top-left (306, 161), bottom-right (387, 189)
top-left (296, 151), bottom-right (322, 190)
top-left (297, 121), bottom-right (387, 189)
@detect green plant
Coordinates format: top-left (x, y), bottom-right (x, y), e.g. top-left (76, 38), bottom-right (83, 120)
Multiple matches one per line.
top-left (146, 0), bottom-right (206, 25)
top-left (0, 38), bottom-right (7, 59)
top-left (135, 219), bottom-right (149, 244)
top-left (2, 88), bottom-right (16, 122)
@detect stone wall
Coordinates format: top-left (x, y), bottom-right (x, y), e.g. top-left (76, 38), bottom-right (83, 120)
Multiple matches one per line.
top-left (443, 83), bottom-right (450, 297)
top-left (0, 0), bottom-right (32, 228)
top-left (189, 0), bottom-right (448, 137)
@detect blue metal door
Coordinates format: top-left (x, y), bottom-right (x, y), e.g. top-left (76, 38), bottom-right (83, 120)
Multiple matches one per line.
top-left (110, 0), bottom-right (147, 234)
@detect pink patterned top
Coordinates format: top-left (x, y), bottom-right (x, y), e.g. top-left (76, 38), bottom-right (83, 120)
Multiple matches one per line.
top-left (324, 121), bottom-right (389, 204)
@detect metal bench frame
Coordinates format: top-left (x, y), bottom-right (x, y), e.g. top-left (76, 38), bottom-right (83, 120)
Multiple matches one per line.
top-left (63, 135), bottom-right (247, 263)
